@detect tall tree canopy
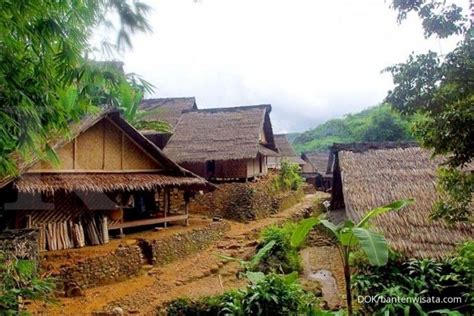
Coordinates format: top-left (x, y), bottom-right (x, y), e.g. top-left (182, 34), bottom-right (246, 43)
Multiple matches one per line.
top-left (386, 0), bottom-right (473, 223)
top-left (0, 0), bottom-right (151, 176)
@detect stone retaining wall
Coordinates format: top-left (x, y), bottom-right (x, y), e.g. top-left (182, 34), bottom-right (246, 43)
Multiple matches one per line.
top-left (140, 221), bottom-right (230, 265)
top-left (58, 244), bottom-right (144, 294)
top-left (190, 180), bottom-right (305, 222)
top-left (51, 221), bottom-right (230, 294)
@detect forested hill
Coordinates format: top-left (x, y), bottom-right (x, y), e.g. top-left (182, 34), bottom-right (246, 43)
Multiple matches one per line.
top-left (292, 104), bottom-right (414, 153)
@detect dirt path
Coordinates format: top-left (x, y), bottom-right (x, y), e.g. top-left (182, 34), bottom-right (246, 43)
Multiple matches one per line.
top-left (32, 193), bottom-right (326, 315)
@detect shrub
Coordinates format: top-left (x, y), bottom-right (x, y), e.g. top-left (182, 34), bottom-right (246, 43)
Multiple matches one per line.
top-left (352, 242), bottom-right (473, 315)
top-left (273, 160), bottom-right (303, 192)
top-left (0, 252), bottom-right (55, 314)
top-left (257, 223), bottom-right (302, 274)
top-left (166, 274), bottom-right (320, 316)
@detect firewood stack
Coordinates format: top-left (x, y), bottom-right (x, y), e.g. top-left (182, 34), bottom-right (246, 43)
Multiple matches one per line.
top-left (37, 215), bottom-right (109, 251)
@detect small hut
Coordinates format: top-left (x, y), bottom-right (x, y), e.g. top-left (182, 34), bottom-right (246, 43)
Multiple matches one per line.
top-left (163, 105), bottom-right (278, 181)
top-left (0, 109), bottom-right (212, 251)
top-left (300, 152), bottom-right (332, 191)
top-left (140, 97), bottom-right (198, 148)
top-left (329, 142), bottom-right (473, 259)
top-left (268, 134), bottom-right (306, 170)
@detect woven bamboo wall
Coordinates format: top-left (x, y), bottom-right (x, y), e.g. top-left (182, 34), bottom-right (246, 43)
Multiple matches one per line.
top-left (28, 117), bottom-right (161, 172)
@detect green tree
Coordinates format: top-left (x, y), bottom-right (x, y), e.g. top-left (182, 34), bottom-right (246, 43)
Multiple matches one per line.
top-left (0, 0), bottom-right (151, 177)
top-left (385, 0), bottom-right (473, 223)
top-left (362, 106), bottom-right (411, 142)
top-left (116, 73), bottom-right (171, 133)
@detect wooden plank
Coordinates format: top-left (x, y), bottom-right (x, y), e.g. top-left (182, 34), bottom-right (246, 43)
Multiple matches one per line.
top-left (73, 139), bottom-right (77, 169)
top-left (121, 132), bottom-right (124, 170)
top-left (108, 215), bottom-right (188, 230)
top-left (102, 119), bottom-right (106, 170)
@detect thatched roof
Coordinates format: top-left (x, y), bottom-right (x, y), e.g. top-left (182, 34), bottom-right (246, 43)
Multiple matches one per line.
top-left (140, 97), bottom-right (197, 128)
top-left (14, 173), bottom-right (208, 194)
top-left (333, 144), bottom-right (472, 259)
top-left (0, 108), bottom-right (213, 192)
top-left (274, 134), bottom-right (306, 165)
top-left (164, 105), bottom-right (278, 163)
top-left (301, 152), bottom-right (329, 173)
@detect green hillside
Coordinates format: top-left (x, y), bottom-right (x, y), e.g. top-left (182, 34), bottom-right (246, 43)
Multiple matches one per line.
top-left (292, 104), bottom-right (414, 153)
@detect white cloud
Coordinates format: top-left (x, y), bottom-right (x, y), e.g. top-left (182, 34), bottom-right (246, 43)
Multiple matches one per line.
top-left (113, 0), bottom-right (463, 132)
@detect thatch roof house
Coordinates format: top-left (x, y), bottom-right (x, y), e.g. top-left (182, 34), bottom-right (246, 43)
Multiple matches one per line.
top-left (0, 109), bottom-right (212, 251)
top-left (268, 134), bottom-right (306, 169)
top-left (164, 105), bottom-right (278, 180)
top-left (301, 152), bottom-right (332, 191)
top-left (329, 142), bottom-right (473, 259)
top-left (140, 97), bottom-right (198, 148)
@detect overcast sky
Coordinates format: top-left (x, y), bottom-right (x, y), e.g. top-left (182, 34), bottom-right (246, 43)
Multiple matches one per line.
top-left (112, 0), bottom-right (463, 133)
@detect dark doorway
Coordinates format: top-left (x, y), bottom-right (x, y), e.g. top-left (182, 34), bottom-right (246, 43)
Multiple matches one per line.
top-left (206, 160), bottom-right (216, 178)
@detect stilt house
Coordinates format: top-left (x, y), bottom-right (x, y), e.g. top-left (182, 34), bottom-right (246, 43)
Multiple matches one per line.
top-left (329, 142), bottom-right (473, 258)
top-left (0, 109), bottom-right (212, 251)
top-left (163, 105), bottom-right (278, 180)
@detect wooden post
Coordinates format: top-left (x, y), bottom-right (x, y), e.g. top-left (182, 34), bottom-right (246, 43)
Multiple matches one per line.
top-left (164, 189), bottom-right (169, 228)
top-left (185, 201), bottom-right (189, 226)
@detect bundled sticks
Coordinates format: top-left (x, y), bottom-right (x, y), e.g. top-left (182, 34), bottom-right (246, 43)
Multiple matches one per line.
top-left (37, 215), bottom-right (109, 251)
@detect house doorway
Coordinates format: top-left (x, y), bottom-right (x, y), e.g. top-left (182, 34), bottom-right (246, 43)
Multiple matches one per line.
top-left (206, 160), bottom-right (216, 178)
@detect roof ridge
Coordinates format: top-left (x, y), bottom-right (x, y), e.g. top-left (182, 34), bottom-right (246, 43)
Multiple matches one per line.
top-left (331, 141), bottom-right (419, 153)
top-left (182, 104), bottom-right (271, 114)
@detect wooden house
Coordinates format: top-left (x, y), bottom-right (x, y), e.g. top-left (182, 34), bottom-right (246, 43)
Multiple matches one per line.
top-left (329, 142), bottom-right (473, 259)
top-left (0, 109), bottom-right (212, 251)
top-left (267, 134), bottom-right (306, 170)
top-left (163, 105), bottom-right (278, 181)
top-left (140, 97), bottom-right (197, 149)
top-left (300, 152), bottom-right (332, 191)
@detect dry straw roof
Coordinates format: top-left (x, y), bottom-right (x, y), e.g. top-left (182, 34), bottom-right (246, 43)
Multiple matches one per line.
top-left (336, 145), bottom-right (472, 259)
top-left (14, 173), bottom-right (208, 194)
top-left (140, 97), bottom-right (197, 128)
top-left (164, 105), bottom-right (278, 163)
top-left (301, 152), bottom-right (329, 173)
top-left (0, 108), bottom-right (212, 192)
top-left (274, 134), bottom-right (306, 165)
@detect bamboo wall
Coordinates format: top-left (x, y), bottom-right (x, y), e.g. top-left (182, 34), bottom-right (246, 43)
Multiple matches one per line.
top-left (29, 118), bottom-right (161, 172)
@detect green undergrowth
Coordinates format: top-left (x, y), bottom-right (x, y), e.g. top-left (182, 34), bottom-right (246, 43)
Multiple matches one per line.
top-left (165, 273), bottom-right (340, 316)
top-left (352, 242), bottom-right (474, 315)
top-left (0, 252), bottom-right (55, 315)
top-left (256, 223), bottom-right (303, 274)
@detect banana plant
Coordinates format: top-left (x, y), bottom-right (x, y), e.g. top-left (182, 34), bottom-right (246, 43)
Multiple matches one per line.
top-left (292, 199), bottom-right (414, 315)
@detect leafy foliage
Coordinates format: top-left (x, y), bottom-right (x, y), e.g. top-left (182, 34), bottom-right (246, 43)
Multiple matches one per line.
top-left (273, 160), bottom-right (303, 191)
top-left (0, 252), bottom-right (55, 314)
top-left (257, 223), bottom-right (302, 274)
top-left (386, 0), bottom-right (473, 223)
top-left (292, 104), bottom-right (414, 153)
top-left (0, 0), bottom-right (151, 177)
top-left (353, 242), bottom-right (474, 315)
top-left (166, 273), bottom-right (325, 316)
top-left (433, 167), bottom-right (474, 224)
top-left (219, 240), bottom-right (277, 273)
